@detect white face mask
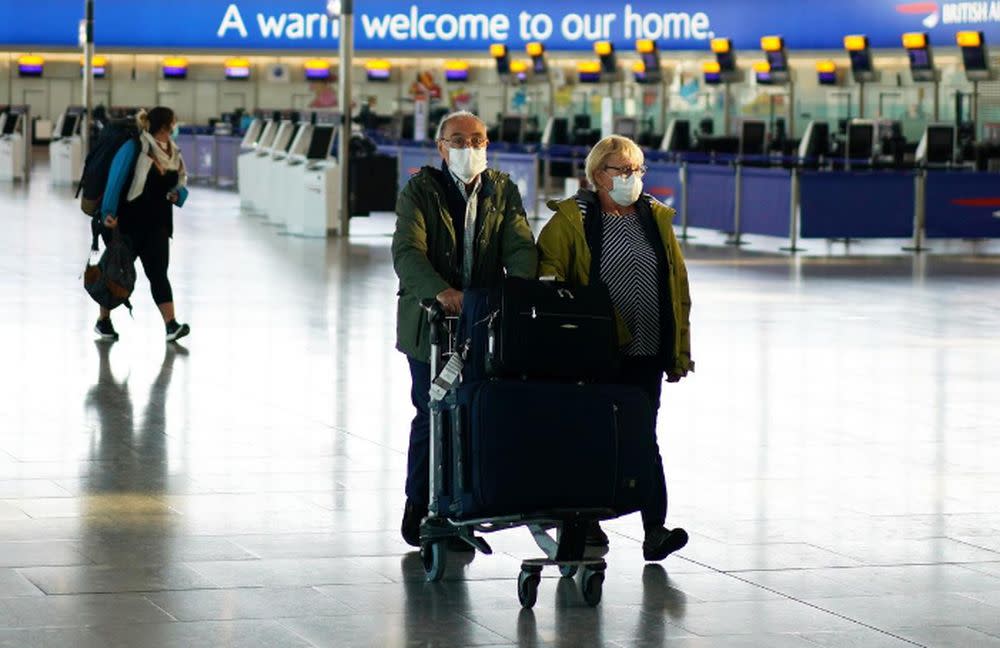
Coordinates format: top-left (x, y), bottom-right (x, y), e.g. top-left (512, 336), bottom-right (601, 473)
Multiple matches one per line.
top-left (608, 173), bottom-right (643, 206)
top-left (448, 146), bottom-right (488, 184)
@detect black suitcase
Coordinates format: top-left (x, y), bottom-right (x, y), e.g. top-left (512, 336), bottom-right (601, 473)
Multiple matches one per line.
top-left (449, 379), bottom-right (655, 519)
top-left (486, 277), bottom-right (620, 381)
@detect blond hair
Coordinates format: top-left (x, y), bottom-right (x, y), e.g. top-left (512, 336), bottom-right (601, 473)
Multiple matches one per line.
top-left (135, 109), bottom-right (150, 132)
top-left (584, 135), bottom-right (645, 188)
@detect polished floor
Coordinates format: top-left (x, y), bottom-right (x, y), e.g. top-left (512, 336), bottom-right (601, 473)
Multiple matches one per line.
top-left (2, 163), bottom-right (1000, 648)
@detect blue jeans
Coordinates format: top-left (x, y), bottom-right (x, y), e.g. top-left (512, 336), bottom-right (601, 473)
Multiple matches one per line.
top-left (405, 357), bottom-right (432, 506)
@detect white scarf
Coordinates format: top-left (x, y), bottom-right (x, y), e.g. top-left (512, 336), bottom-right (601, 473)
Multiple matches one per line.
top-left (126, 131), bottom-right (187, 202)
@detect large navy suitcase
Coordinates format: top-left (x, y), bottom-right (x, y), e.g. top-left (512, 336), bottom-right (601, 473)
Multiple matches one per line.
top-left (448, 379), bottom-right (655, 520)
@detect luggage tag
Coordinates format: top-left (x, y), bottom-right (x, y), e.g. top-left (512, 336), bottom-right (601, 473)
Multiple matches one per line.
top-left (430, 341), bottom-right (469, 402)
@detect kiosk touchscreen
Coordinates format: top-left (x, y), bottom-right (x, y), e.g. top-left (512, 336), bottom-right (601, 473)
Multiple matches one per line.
top-left (50, 107), bottom-right (85, 185)
top-left (240, 118), bottom-right (264, 150)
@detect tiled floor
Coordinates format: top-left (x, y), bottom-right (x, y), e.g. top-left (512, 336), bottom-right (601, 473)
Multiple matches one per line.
top-left (2, 162), bottom-right (1000, 647)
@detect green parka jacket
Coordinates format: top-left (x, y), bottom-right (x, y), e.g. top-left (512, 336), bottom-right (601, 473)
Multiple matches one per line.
top-left (536, 194), bottom-right (694, 377)
top-left (392, 166), bottom-right (537, 362)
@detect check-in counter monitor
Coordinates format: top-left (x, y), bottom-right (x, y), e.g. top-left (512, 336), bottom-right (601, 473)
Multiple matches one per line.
top-left (306, 125), bottom-right (336, 162)
top-left (847, 120), bottom-right (876, 161)
top-left (500, 116), bottom-right (526, 144)
top-left (541, 117), bottom-right (569, 147)
top-left (613, 117), bottom-right (638, 139)
top-left (798, 121), bottom-right (830, 161)
top-left (661, 119), bottom-right (692, 152)
top-left (739, 120), bottom-right (767, 156)
top-left (916, 124), bottom-right (956, 165)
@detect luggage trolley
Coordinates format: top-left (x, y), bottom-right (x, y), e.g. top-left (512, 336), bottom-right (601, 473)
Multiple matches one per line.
top-left (419, 299), bottom-right (612, 608)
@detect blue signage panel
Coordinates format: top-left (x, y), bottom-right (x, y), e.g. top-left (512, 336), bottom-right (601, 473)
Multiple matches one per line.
top-left (2, 1), bottom-right (999, 51)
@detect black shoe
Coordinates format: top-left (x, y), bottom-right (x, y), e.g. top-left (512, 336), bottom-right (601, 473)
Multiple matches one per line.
top-left (165, 320), bottom-right (190, 342)
top-left (401, 499), bottom-right (427, 548)
top-left (643, 527), bottom-right (689, 562)
top-left (94, 318), bottom-right (119, 341)
top-left (586, 521), bottom-right (610, 547)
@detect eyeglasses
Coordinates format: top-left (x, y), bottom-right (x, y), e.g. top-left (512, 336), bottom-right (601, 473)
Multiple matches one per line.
top-left (440, 135), bottom-right (489, 149)
top-left (604, 164), bottom-right (648, 179)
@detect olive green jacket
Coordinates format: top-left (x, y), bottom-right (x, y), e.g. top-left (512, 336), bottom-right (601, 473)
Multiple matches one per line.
top-left (392, 166), bottom-right (537, 361)
top-left (536, 195), bottom-right (694, 376)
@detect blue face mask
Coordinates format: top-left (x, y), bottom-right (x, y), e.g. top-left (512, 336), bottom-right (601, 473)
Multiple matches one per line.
top-left (170, 124), bottom-right (179, 140)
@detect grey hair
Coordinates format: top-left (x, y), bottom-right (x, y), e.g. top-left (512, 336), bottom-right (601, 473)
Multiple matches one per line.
top-left (434, 110), bottom-right (486, 141)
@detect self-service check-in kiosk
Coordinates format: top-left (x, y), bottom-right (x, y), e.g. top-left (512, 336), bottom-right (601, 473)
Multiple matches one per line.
top-left (259, 121), bottom-right (302, 223)
top-left (237, 117), bottom-right (265, 208)
top-left (0, 106), bottom-right (31, 182)
top-left (238, 119), bottom-right (278, 211)
top-left (294, 125), bottom-right (342, 237)
top-left (50, 107), bottom-right (85, 186)
top-left (263, 122), bottom-right (313, 226)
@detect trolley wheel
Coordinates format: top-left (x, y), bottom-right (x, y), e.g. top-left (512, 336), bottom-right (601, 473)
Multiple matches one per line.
top-left (421, 541), bottom-right (447, 582)
top-left (559, 564), bottom-right (578, 578)
top-left (517, 569), bottom-right (542, 609)
top-left (580, 568), bottom-right (604, 607)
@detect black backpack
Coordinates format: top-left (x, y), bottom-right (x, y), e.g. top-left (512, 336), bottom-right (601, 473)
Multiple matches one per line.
top-left (83, 227), bottom-right (136, 314)
top-left (76, 118), bottom-right (141, 217)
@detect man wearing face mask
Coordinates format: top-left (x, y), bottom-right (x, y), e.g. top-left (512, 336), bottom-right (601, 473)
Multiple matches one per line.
top-left (536, 135), bottom-right (694, 562)
top-left (392, 110), bottom-right (537, 548)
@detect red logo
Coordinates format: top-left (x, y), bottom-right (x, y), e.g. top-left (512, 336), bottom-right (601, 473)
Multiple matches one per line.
top-left (895, 2), bottom-right (940, 27)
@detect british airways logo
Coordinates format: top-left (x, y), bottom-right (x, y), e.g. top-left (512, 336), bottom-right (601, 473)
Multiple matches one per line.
top-left (896, 2), bottom-right (941, 28)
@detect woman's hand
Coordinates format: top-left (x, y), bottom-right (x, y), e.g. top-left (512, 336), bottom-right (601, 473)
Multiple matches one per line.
top-left (103, 215), bottom-right (118, 229)
top-left (166, 191), bottom-right (179, 204)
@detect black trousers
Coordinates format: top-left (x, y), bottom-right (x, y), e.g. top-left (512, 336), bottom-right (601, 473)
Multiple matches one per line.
top-left (618, 355), bottom-right (669, 530)
top-left (117, 227), bottom-right (174, 306)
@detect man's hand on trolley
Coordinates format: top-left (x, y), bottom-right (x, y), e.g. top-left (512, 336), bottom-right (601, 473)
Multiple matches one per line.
top-left (435, 288), bottom-right (464, 316)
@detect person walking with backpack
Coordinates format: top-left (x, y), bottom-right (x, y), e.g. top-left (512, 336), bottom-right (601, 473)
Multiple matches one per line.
top-left (94, 107), bottom-right (190, 343)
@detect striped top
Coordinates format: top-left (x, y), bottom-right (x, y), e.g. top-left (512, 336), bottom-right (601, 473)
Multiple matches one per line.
top-left (577, 198), bottom-right (661, 357)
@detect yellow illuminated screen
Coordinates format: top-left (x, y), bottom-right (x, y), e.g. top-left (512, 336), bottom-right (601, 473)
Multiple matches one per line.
top-left (304, 59), bottom-right (331, 70)
top-left (902, 32), bottom-right (928, 49)
top-left (816, 60), bottom-right (837, 73)
top-left (445, 60), bottom-right (469, 71)
top-left (577, 61), bottom-right (601, 73)
top-left (365, 59), bottom-right (391, 71)
top-left (753, 61), bottom-right (771, 73)
top-left (636, 39), bottom-right (656, 54)
top-left (632, 61), bottom-right (646, 73)
top-left (526, 42), bottom-right (544, 57)
top-left (594, 41), bottom-right (613, 56)
top-left (510, 60), bottom-right (528, 73)
top-left (711, 38), bottom-right (731, 54)
top-left (760, 36), bottom-right (783, 52)
top-left (490, 44), bottom-right (508, 58)
top-left (702, 60), bottom-right (721, 73)
top-left (956, 31), bottom-right (982, 47)
top-left (843, 35), bottom-right (867, 51)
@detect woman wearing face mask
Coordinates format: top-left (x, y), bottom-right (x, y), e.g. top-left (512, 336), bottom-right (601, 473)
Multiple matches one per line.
top-left (95, 106), bottom-right (190, 343)
top-left (536, 135), bottom-right (694, 562)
